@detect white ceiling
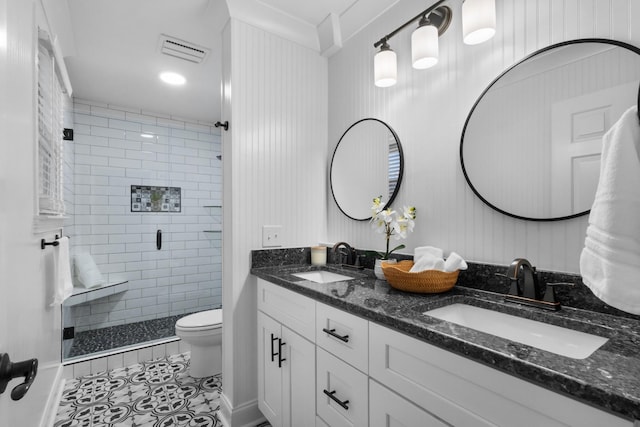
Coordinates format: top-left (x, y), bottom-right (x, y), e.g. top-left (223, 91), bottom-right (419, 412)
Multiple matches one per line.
top-left (63, 0), bottom-right (395, 124)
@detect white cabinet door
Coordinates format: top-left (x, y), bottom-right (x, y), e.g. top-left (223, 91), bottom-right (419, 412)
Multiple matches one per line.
top-left (282, 325), bottom-right (316, 427)
top-left (259, 310), bottom-right (316, 427)
top-left (317, 347), bottom-right (368, 427)
top-left (258, 311), bottom-right (284, 427)
top-left (369, 380), bottom-right (449, 427)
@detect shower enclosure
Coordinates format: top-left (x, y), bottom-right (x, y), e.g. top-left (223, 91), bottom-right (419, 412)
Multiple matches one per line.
top-left (62, 99), bottom-right (222, 361)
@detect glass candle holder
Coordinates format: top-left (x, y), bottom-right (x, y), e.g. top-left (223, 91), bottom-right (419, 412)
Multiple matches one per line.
top-left (311, 246), bottom-right (327, 266)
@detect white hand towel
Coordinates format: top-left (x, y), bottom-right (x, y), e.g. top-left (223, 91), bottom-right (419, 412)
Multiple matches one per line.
top-left (410, 256), bottom-right (445, 272)
top-left (413, 246), bottom-right (443, 263)
top-left (51, 237), bottom-right (73, 306)
top-left (580, 106), bottom-right (640, 315)
top-left (444, 252), bottom-right (468, 272)
top-left (74, 252), bottom-right (106, 288)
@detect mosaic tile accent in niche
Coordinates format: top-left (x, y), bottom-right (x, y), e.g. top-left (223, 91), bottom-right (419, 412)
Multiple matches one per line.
top-left (131, 185), bottom-right (181, 212)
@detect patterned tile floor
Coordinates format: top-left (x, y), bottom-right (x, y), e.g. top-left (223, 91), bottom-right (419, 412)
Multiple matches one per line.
top-left (55, 353), bottom-right (223, 427)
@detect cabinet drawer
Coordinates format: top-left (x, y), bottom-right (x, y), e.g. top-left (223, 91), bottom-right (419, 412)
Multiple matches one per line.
top-left (316, 302), bottom-right (368, 373)
top-left (369, 322), bottom-right (630, 427)
top-left (369, 380), bottom-right (448, 427)
top-left (317, 347), bottom-right (368, 427)
top-left (257, 279), bottom-right (315, 339)
top-left (316, 416), bottom-right (329, 427)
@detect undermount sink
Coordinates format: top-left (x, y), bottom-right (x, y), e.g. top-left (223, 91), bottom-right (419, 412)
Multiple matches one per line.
top-left (424, 303), bottom-right (608, 359)
top-left (292, 270), bottom-right (355, 284)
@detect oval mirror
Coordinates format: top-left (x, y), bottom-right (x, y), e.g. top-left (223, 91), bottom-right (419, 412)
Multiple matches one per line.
top-left (461, 39), bottom-right (640, 221)
top-left (331, 118), bottom-right (404, 221)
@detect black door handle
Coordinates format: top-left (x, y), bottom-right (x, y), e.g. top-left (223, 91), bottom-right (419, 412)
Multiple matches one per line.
top-left (322, 328), bottom-right (350, 343)
top-left (323, 389), bottom-right (350, 410)
top-left (0, 353), bottom-right (38, 401)
top-left (156, 229), bottom-right (162, 250)
top-left (270, 334), bottom-right (278, 362)
top-left (278, 339), bottom-right (286, 368)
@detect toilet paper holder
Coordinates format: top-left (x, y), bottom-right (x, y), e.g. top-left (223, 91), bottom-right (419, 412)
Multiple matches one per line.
top-left (0, 353), bottom-right (38, 401)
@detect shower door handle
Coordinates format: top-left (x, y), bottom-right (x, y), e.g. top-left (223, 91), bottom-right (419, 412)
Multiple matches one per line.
top-left (156, 229), bottom-right (162, 250)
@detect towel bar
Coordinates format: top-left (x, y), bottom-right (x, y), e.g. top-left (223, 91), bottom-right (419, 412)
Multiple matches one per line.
top-left (41, 234), bottom-right (69, 250)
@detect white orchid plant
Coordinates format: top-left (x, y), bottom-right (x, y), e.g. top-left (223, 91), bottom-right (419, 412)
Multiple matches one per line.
top-left (370, 196), bottom-right (417, 260)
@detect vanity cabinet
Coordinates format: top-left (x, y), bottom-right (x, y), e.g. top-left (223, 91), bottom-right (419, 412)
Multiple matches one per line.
top-left (368, 322), bottom-right (631, 427)
top-left (257, 278), bottom-right (633, 427)
top-left (257, 281), bottom-right (316, 427)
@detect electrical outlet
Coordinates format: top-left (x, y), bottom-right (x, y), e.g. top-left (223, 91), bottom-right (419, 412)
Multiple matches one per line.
top-left (262, 225), bottom-right (283, 247)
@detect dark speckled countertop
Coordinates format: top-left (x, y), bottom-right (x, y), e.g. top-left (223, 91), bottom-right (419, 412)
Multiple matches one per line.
top-left (251, 260), bottom-right (640, 422)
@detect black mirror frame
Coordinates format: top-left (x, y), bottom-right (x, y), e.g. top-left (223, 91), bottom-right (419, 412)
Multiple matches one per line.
top-left (330, 118), bottom-right (404, 221)
top-left (460, 38), bottom-right (640, 222)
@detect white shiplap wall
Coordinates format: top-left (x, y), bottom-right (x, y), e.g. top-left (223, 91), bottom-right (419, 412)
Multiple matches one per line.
top-left (220, 18), bottom-right (328, 422)
top-left (327, 0), bottom-right (640, 273)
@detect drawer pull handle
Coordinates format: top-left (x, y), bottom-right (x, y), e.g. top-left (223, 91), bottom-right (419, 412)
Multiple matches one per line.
top-left (322, 328), bottom-right (350, 343)
top-left (323, 389), bottom-right (350, 410)
top-left (270, 334), bottom-right (279, 362)
top-left (278, 339), bottom-right (286, 368)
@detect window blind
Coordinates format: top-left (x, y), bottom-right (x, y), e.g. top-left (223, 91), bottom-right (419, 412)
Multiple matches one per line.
top-left (37, 36), bottom-right (65, 215)
top-left (388, 141), bottom-right (400, 198)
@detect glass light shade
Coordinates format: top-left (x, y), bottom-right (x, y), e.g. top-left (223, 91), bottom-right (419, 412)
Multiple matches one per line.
top-left (462, 0), bottom-right (496, 45)
top-left (412, 24), bottom-right (439, 69)
top-left (374, 48), bottom-right (397, 87)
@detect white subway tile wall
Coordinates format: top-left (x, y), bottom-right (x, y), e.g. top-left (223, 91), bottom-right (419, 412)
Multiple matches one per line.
top-left (68, 99), bottom-right (222, 332)
top-left (62, 339), bottom-right (190, 379)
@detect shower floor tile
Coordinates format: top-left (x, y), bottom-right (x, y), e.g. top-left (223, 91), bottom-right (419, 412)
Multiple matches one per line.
top-left (55, 353), bottom-right (223, 427)
top-left (67, 311), bottom-right (215, 358)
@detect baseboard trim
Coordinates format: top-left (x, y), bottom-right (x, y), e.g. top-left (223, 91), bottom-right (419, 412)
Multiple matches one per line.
top-left (40, 364), bottom-right (65, 427)
top-left (218, 393), bottom-right (266, 427)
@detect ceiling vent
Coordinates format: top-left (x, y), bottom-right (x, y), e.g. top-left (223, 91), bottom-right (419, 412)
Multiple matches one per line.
top-left (158, 34), bottom-right (210, 64)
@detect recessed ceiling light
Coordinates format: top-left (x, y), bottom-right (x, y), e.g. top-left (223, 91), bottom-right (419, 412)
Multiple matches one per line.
top-left (141, 133), bottom-right (155, 139)
top-left (159, 71), bottom-right (186, 86)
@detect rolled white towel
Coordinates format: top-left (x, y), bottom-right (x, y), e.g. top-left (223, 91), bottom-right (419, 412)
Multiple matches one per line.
top-left (444, 252), bottom-right (468, 272)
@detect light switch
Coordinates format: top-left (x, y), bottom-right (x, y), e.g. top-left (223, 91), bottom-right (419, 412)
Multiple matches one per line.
top-left (262, 225), bottom-right (283, 247)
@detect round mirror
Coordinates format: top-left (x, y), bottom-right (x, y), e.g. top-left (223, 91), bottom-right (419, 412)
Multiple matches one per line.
top-left (331, 118), bottom-right (404, 221)
top-left (461, 39), bottom-right (640, 221)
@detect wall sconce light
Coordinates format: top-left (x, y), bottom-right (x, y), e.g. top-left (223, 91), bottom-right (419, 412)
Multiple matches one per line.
top-left (412, 15), bottom-right (439, 69)
top-left (374, 42), bottom-right (397, 87)
top-left (462, 0), bottom-right (496, 45)
top-left (373, 0), bottom-right (495, 87)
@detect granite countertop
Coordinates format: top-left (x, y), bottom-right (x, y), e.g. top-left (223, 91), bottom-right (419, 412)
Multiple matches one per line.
top-left (251, 263), bottom-right (640, 422)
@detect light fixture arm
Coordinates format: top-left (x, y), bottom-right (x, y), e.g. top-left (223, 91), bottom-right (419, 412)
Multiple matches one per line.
top-left (373, 0), bottom-right (450, 48)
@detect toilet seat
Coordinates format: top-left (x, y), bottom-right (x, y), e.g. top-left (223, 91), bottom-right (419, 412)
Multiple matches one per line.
top-left (176, 309), bottom-right (222, 331)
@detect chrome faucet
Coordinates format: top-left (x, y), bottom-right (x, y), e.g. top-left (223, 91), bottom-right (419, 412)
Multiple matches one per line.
top-left (498, 258), bottom-right (574, 311)
top-left (332, 242), bottom-right (357, 266)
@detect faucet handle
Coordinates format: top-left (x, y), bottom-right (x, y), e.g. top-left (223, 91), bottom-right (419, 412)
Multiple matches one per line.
top-left (542, 282), bottom-right (575, 304)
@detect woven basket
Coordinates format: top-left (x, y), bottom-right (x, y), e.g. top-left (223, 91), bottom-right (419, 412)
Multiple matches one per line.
top-left (381, 260), bottom-right (459, 293)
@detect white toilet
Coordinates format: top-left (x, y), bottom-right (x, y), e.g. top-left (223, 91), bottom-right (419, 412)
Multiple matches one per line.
top-left (175, 308), bottom-right (223, 378)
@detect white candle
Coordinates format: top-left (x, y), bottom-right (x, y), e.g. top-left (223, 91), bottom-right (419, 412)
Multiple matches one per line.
top-left (311, 246), bottom-right (327, 266)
